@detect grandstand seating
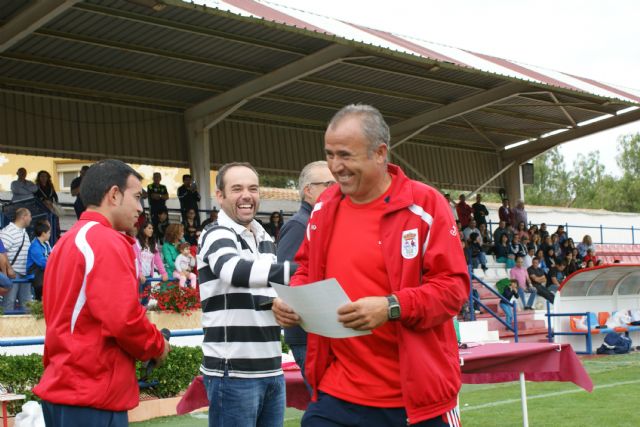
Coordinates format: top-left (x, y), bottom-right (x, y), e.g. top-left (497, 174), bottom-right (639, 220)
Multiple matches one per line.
top-left (594, 244), bottom-right (640, 264)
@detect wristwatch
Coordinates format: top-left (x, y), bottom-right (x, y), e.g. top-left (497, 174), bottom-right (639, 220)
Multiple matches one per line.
top-left (386, 294), bottom-right (401, 320)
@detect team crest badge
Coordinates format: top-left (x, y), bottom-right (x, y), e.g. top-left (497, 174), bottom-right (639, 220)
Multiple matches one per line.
top-left (401, 228), bottom-right (419, 259)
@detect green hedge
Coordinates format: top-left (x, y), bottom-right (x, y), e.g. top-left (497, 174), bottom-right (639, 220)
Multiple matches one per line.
top-left (0, 337), bottom-right (290, 415)
top-left (0, 347), bottom-right (203, 415)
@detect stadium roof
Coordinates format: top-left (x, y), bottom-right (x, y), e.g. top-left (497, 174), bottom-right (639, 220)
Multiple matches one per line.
top-left (1, 0), bottom-right (639, 194)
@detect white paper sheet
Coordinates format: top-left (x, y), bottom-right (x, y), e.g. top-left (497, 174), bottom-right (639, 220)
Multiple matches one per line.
top-left (270, 279), bottom-right (371, 339)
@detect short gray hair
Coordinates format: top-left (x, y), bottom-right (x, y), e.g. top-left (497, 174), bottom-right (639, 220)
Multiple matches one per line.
top-left (328, 104), bottom-right (390, 159)
top-left (298, 160), bottom-right (328, 200)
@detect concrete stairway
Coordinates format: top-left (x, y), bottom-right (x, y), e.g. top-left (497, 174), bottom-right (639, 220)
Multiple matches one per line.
top-left (462, 255), bottom-right (551, 344)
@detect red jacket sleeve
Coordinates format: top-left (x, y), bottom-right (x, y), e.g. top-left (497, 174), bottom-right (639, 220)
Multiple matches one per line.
top-left (86, 234), bottom-right (165, 361)
top-left (290, 229), bottom-right (310, 287)
top-left (396, 192), bottom-right (470, 331)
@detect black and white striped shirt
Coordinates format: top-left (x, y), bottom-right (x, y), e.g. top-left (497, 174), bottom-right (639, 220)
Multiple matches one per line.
top-left (0, 222), bottom-right (30, 275)
top-left (197, 210), bottom-right (293, 378)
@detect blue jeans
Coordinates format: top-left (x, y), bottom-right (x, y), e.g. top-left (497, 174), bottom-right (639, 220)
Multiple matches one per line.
top-left (41, 401), bottom-right (127, 427)
top-left (1, 273), bottom-right (32, 311)
top-left (203, 372), bottom-right (285, 427)
top-left (290, 344), bottom-right (312, 395)
top-left (517, 287), bottom-right (536, 309)
top-left (500, 301), bottom-right (514, 327)
top-left (472, 251), bottom-right (487, 269)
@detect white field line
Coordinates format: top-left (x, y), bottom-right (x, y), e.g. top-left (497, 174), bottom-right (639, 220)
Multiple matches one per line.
top-left (461, 379), bottom-right (640, 412)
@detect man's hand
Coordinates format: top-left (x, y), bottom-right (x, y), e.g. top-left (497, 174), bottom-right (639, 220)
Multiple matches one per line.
top-left (338, 296), bottom-right (389, 331)
top-left (160, 273), bottom-right (169, 282)
top-left (272, 297), bottom-right (301, 327)
top-left (154, 338), bottom-right (171, 368)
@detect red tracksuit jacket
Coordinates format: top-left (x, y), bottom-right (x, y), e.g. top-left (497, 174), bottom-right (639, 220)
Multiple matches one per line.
top-left (33, 211), bottom-right (165, 411)
top-left (292, 164), bottom-right (469, 424)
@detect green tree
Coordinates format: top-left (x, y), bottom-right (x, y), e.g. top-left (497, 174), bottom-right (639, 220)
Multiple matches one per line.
top-left (617, 133), bottom-right (640, 177)
top-left (524, 147), bottom-right (571, 206)
top-left (569, 151), bottom-right (605, 208)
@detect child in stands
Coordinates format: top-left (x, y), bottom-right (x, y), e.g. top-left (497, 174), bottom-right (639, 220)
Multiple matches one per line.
top-left (500, 279), bottom-right (519, 328)
top-left (173, 242), bottom-right (196, 288)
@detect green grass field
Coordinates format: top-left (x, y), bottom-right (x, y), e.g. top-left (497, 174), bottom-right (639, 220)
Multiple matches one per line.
top-left (132, 353), bottom-right (640, 426)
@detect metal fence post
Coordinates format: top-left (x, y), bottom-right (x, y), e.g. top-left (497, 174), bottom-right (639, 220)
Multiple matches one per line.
top-left (600, 225), bottom-right (604, 244)
top-left (633, 226), bottom-right (636, 245)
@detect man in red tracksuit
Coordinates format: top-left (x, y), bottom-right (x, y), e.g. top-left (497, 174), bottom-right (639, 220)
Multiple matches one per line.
top-left (34, 159), bottom-right (169, 427)
top-left (273, 105), bottom-right (469, 426)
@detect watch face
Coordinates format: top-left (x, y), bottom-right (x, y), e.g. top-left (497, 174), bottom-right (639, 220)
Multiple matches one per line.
top-left (389, 305), bottom-right (401, 319)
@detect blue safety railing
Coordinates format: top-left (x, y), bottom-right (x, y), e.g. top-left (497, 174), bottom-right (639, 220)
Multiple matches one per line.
top-left (544, 301), bottom-right (593, 354)
top-left (468, 266), bottom-right (519, 342)
top-left (486, 220), bottom-right (640, 245)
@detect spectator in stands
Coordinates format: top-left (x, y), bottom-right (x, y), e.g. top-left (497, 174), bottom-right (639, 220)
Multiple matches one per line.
top-left (70, 165), bottom-right (90, 219)
top-left (493, 220), bottom-right (508, 244)
top-left (0, 240), bottom-right (16, 301)
top-left (558, 239), bottom-right (572, 260)
top-left (528, 224), bottom-right (539, 238)
top-left (571, 247), bottom-right (581, 264)
top-left (456, 194), bottom-right (473, 229)
top-left (154, 208), bottom-right (170, 244)
top-left (147, 172), bottom-right (169, 226)
top-left (577, 235), bottom-right (595, 259)
top-left (498, 198), bottom-right (511, 226)
top-left (34, 171), bottom-right (59, 209)
top-left (35, 170), bottom-right (61, 238)
top-left (182, 208), bottom-right (201, 246)
top-left (539, 223), bottom-right (549, 240)
top-left (1, 208), bottom-right (32, 311)
top-left (528, 257), bottom-right (547, 295)
top-left (26, 221), bottom-right (52, 301)
top-left (463, 219), bottom-right (481, 244)
top-left (510, 234), bottom-right (527, 259)
top-left (500, 279), bottom-right (519, 328)
top-left (551, 234), bottom-right (561, 255)
top-left (515, 221), bottom-right (528, 240)
top-left (467, 233), bottom-right (488, 272)
top-left (583, 248), bottom-right (598, 267)
top-left (539, 234), bottom-right (552, 256)
top-left (544, 247), bottom-right (557, 270)
top-left (564, 251), bottom-right (579, 275)
top-left (523, 246), bottom-right (534, 269)
top-left (555, 225), bottom-right (567, 244)
top-left (177, 174), bottom-right (201, 223)
top-left (510, 256), bottom-right (536, 310)
top-left (173, 242), bottom-right (196, 288)
top-left (200, 208), bottom-right (219, 229)
top-left (495, 233), bottom-right (515, 268)
top-left (529, 233), bottom-right (541, 254)
top-left (547, 260), bottom-right (567, 293)
top-left (478, 222), bottom-right (493, 253)
top-left (10, 167), bottom-right (38, 201)
top-left (444, 193), bottom-right (458, 220)
top-left (264, 211), bottom-right (284, 241)
top-left (535, 249), bottom-right (549, 274)
top-left (135, 221), bottom-right (168, 305)
top-left (585, 259), bottom-right (596, 268)
top-left (513, 200), bottom-right (527, 227)
top-left (162, 223), bottom-right (184, 278)
top-left (472, 194), bottom-right (489, 226)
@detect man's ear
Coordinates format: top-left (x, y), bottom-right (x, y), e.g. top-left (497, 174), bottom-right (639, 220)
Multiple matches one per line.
top-left (302, 184), bottom-right (313, 202)
top-left (215, 189), bottom-right (224, 204)
top-left (376, 144), bottom-right (388, 164)
top-left (104, 185), bottom-right (121, 207)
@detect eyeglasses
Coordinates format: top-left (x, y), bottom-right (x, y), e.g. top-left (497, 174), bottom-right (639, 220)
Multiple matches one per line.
top-left (308, 181), bottom-right (336, 188)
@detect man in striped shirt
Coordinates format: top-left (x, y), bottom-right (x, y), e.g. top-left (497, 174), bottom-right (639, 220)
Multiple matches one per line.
top-left (197, 162), bottom-right (296, 427)
top-left (1, 207), bottom-right (32, 311)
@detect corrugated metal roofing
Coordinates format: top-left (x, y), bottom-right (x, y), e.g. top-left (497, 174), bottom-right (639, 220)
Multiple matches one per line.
top-left (0, 0), bottom-right (638, 191)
